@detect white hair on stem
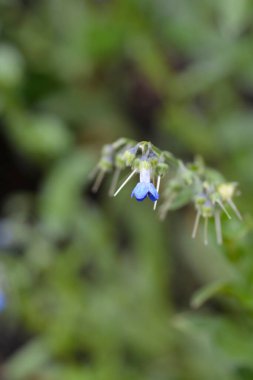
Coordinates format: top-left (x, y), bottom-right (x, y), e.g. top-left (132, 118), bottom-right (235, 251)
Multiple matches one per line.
top-left (192, 211), bottom-right (201, 239)
top-left (153, 176), bottom-right (161, 211)
top-left (114, 170), bottom-right (137, 197)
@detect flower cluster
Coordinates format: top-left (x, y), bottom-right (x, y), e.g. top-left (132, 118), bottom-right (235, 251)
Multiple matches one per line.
top-left (91, 139), bottom-right (241, 245)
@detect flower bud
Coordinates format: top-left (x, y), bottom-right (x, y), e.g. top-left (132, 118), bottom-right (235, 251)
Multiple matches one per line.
top-left (101, 144), bottom-right (113, 156)
top-left (156, 162), bottom-right (169, 177)
top-left (132, 158), bottom-right (141, 171)
top-left (139, 159), bottom-right (151, 171)
top-left (194, 193), bottom-right (207, 206)
top-left (218, 183), bottom-right (237, 201)
top-left (115, 152), bottom-right (126, 169)
top-left (98, 157), bottom-right (113, 172)
top-left (121, 146), bottom-right (139, 166)
top-left (148, 152), bottom-right (159, 167)
top-left (200, 200), bottom-right (213, 218)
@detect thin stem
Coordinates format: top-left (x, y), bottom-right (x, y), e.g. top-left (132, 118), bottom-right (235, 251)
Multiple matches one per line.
top-left (153, 176), bottom-right (161, 210)
top-left (108, 168), bottom-right (121, 197)
top-left (204, 217), bottom-right (209, 246)
top-left (228, 199), bottom-right (242, 220)
top-left (88, 165), bottom-right (99, 180)
top-left (114, 169), bottom-right (137, 197)
top-left (216, 200), bottom-right (231, 219)
top-left (92, 170), bottom-right (105, 193)
top-left (215, 210), bottom-right (223, 245)
top-left (112, 138), bottom-right (127, 150)
top-left (192, 211), bottom-right (201, 239)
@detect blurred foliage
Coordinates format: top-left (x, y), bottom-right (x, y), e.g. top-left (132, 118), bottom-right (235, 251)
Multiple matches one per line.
top-left (0, 0), bottom-right (253, 379)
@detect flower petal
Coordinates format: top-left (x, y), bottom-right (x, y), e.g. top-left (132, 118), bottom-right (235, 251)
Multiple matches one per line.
top-left (131, 182), bottom-right (149, 201)
top-left (148, 183), bottom-right (159, 202)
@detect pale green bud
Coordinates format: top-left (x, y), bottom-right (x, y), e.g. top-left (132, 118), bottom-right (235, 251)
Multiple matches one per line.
top-left (200, 200), bottom-right (214, 218)
top-left (99, 157), bottom-right (113, 172)
top-left (156, 162), bottom-right (169, 177)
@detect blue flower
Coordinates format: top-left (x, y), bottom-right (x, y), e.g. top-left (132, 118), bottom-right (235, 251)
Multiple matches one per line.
top-left (131, 182), bottom-right (159, 202)
top-left (130, 161), bottom-right (160, 202)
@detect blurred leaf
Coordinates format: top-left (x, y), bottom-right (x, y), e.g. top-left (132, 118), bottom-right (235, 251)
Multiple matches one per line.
top-left (4, 339), bottom-right (51, 380)
top-left (0, 44), bottom-right (24, 89)
top-left (191, 280), bottom-right (233, 308)
top-left (5, 112), bottom-right (73, 163)
top-left (39, 150), bottom-right (95, 236)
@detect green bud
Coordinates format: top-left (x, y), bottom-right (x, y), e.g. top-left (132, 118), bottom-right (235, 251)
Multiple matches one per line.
top-left (133, 158), bottom-right (141, 171)
top-left (120, 145), bottom-right (139, 166)
top-left (115, 153), bottom-right (126, 169)
top-left (139, 159), bottom-right (151, 170)
top-left (149, 155), bottom-right (158, 167)
top-left (121, 150), bottom-right (136, 166)
top-left (156, 162), bottom-right (169, 176)
top-left (195, 194), bottom-right (206, 206)
top-left (111, 137), bottom-right (128, 150)
top-left (99, 157), bottom-right (113, 171)
top-left (218, 182), bottom-right (237, 201)
top-left (210, 191), bottom-right (221, 204)
top-left (200, 201), bottom-right (213, 218)
top-left (102, 144), bottom-right (113, 156)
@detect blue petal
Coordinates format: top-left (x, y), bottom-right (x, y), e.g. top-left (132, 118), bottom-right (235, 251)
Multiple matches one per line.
top-left (148, 183), bottom-right (159, 202)
top-left (131, 182), bottom-right (149, 201)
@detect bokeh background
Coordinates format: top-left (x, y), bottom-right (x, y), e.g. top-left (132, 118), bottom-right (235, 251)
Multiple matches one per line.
top-left (0, 1), bottom-right (253, 379)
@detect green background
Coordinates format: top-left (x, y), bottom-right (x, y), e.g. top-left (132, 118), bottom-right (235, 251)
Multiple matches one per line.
top-left (0, 1), bottom-right (253, 379)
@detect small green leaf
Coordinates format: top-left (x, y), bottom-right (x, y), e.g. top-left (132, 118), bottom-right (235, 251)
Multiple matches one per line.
top-left (191, 281), bottom-right (232, 309)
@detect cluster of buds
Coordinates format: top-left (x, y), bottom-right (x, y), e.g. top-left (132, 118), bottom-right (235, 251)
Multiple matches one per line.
top-left (91, 139), bottom-right (173, 209)
top-left (91, 139), bottom-right (241, 245)
top-left (192, 182), bottom-right (241, 245)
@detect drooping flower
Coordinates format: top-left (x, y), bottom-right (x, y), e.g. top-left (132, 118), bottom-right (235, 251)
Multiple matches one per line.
top-left (217, 182), bottom-right (242, 220)
top-left (92, 138), bottom-right (242, 245)
top-left (192, 194), bottom-right (215, 245)
top-left (131, 161), bottom-right (159, 202)
top-left (131, 182), bottom-right (159, 202)
top-left (191, 181), bottom-right (240, 245)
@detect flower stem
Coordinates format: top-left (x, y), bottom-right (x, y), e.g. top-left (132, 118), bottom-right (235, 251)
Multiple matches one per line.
top-left (204, 217), bottom-right (209, 245)
top-left (114, 170), bottom-right (137, 197)
top-left (215, 210), bottom-right (222, 245)
top-left (92, 170), bottom-right (105, 193)
top-left (216, 200), bottom-right (231, 219)
top-left (228, 199), bottom-right (242, 220)
top-left (153, 176), bottom-right (161, 210)
top-left (109, 168), bottom-right (121, 197)
top-left (192, 211), bottom-right (201, 239)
